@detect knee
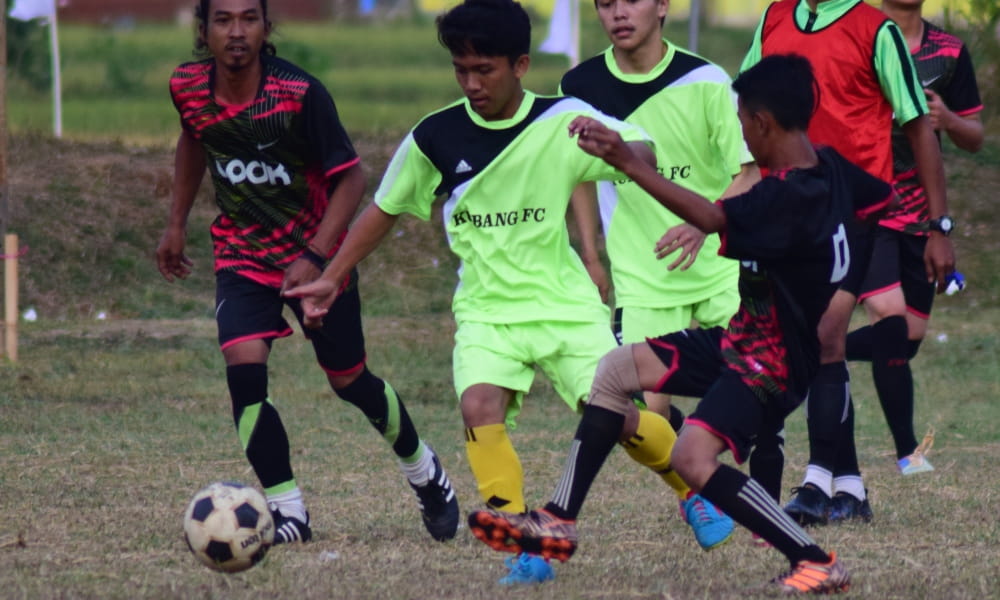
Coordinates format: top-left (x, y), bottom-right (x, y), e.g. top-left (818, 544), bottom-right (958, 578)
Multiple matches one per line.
top-left (670, 442), bottom-right (706, 490)
top-left (589, 345), bottom-right (641, 414)
top-left (460, 385), bottom-right (507, 427)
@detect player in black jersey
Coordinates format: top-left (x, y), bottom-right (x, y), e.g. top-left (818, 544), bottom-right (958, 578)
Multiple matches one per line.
top-left (468, 54), bottom-right (892, 594)
top-left (156, 0), bottom-right (458, 545)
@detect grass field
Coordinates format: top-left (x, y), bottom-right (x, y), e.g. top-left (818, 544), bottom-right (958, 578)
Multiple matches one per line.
top-left (2, 16), bottom-right (1000, 600)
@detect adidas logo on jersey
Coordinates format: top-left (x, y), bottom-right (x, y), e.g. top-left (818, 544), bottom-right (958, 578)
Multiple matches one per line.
top-left (455, 160), bottom-right (473, 174)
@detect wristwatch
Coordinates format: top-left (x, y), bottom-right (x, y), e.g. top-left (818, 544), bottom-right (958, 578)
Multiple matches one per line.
top-left (928, 215), bottom-right (955, 236)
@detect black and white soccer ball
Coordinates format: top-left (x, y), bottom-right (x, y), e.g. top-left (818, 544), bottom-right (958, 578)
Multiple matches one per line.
top-left (183, 482), bottom-right (275, 573)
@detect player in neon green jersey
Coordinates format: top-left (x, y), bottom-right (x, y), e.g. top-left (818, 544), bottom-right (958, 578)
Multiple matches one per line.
top-left (285, 0), bottom-right (666, 585)
top-left (561, 0), bottom-right (761, 550)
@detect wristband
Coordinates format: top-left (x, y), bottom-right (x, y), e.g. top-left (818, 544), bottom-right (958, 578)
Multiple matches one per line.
top-left (301, 247), bottom-right (327, 270)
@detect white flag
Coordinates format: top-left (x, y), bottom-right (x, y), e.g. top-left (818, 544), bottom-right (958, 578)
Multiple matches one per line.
top-left (540, 0), bottom-right (579, 66)
top-left (9, 0), bottom-right (56, 22)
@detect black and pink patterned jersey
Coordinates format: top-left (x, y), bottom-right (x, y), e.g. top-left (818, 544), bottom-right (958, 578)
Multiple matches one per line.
top-left (718, 147), bottom-right (892, 407)
top-left (883, 20), bottom-right (983, 234)
top-left (170, 55), bottom-right (359, 287)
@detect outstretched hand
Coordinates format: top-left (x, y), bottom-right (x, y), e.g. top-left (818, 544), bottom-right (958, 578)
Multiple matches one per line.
top-left (282, 279), bottom-right (340, 328)
top-left (655, 223), bottom-right (706, 271)
top-left (568, 117), bottom-right (635, 170)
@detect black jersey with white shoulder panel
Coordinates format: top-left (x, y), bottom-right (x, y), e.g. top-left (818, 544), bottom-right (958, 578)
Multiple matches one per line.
top-left (718, 146), bottom-right (892, 407)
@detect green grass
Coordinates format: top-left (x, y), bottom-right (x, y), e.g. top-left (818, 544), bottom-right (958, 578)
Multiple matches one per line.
top-left (1, 309), bottom-right (998, 599)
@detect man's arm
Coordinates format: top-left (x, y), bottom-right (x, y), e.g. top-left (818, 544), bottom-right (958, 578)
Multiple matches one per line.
top-left (156, 130), bottom-right (206, 282)
top-left (569, 182), bottom-right (610, 303)
top-left (902, 114), bottom-right (955, 291)
top-left (281, 162), bottom-right (366, 293)
top-left (283, 202), bottom-right (400, 326)
top-left (874, 22), bottom-right (955, 291)
top-left (925, 89), bottom-right (984, 153)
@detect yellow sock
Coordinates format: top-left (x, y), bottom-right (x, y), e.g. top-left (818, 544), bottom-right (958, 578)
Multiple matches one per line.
top-left (621, 410), bottom-right (691, 500)
top-left (465, 424), bottom-right (525, 513)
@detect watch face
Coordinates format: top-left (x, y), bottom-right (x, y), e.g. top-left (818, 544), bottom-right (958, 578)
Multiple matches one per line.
top-left (939, 216), bottom-right (954, 233)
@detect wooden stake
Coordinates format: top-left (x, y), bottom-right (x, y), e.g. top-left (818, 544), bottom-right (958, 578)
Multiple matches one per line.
top-left (4, 234), bottom-right (17, 362)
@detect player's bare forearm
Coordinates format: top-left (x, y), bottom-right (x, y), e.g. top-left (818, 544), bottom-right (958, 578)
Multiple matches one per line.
top-left (309, 162), bottom-right (366, 256)
top-left (903, 115), bottom-right (955, 289)
top-left (903, 115), bottom-right (948, 220)
top-left (943, 112), bottom-right (984, 154)
top-left (569, 182), bottom-right (610, 302)
top-left (167, 131), bottom-right (206, 230)
top-left (284, 203), bottom-right (399, 313)
top-left (157, 131), bottom-right (206, 282)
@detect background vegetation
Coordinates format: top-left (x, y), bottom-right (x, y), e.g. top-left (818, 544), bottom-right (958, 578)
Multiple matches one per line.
top-left (2, 13), bottom-right (999, 600)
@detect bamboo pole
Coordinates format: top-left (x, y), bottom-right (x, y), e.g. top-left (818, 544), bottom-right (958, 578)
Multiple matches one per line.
top-left (4, 234), bottom-right (17, 362)
top-left (0, 11), bottom-right (8, 360)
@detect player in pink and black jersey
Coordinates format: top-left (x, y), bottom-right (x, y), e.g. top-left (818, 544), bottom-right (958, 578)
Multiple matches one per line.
top-left (841, 0), bottom-right (985, 477)
top-left (156, 0), bottom-right (459, 546)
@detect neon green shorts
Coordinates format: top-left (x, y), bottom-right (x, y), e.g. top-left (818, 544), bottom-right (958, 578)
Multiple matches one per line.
top-left (453, 319), bottom-right (618, 427)
top-left (619, 288), bottom-right (739, 344)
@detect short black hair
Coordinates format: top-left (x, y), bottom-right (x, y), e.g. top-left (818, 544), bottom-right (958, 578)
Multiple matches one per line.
top-left (194, 0), bottom-right (276, 57)
top-left (732, 54), bottom-right (818, 131)
top-left (436, 0), bottom-right (531, 63)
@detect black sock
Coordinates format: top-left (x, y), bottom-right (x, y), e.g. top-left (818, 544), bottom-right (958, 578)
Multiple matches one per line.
top-left (749, 418), bottom-right (785, 502)
top-left (544, 405), bottom-right (624, 520)
top-left (336, 368), bottom-right (420, 458)
top-left (845, 326), bottom-right (873, 361)
top-left (871, 316), bottom-right (918, 458)
top-left (668, 404), bottom-right (686, 432)
top-left (833, 397), bottom-right (861, 477)
top-left (701, 465), bottom-right (829, 566)
top-left (227, 363), bottom-right (294, 488)
top-left (805, 362), bottom-right (850, 473)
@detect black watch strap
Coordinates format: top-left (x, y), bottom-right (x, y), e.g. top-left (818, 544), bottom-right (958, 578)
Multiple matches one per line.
top-left (928, 215), bottom-right (954, 236)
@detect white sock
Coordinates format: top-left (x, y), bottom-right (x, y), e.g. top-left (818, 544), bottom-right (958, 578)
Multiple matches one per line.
top-left (400, 442), bottom-right (435, 487)
top-left (832, 476), bottom-right (866, 500)
top-left (802, 465), bottom-right (833, 497)
top-left (267, 488), bottom-right (307, 523)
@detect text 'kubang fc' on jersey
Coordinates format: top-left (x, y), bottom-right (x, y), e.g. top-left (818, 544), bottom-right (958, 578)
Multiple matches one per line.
top-left (374, 92), bottom-right (652, 325)
top-left (170, 55), bottom-right (360, 287)
top-left (718, 146), bottom-right (892, 408)
top-left (560, 42), bottom-right (747, 309)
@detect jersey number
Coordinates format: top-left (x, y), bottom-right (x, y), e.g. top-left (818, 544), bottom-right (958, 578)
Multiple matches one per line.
top-left (830, 224), bottom-right (850, 283)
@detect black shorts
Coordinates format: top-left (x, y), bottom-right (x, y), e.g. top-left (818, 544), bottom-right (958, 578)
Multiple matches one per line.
top-left (838, 221), bottom-right (875, 297)
top-left (215, 270), bottom-right (367, 375)
top-left (646, 328), bottom-right (791, 464)
top-left (858, 226), bottom-right (934, 318)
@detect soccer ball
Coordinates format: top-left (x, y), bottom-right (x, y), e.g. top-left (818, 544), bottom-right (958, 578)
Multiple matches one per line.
top-left (183, 482), bottom-right (275, 573)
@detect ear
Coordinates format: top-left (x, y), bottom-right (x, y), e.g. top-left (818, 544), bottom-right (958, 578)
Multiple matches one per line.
top-left (512, 54), bottom-right (531, 79)
top-left (754, 109), bottom-right (777, 138)
top-left (657, 0), bottom-right (669, 20)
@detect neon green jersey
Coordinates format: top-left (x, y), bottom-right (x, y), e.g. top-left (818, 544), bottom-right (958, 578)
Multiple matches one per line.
top-left (561, 42), bottom-right (747, 308)
top-left (375, 91), bottom-right (651, 324)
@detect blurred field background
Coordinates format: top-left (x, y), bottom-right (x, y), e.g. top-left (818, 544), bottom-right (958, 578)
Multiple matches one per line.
top-left (2, 5), bottom-right (1000, 599)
